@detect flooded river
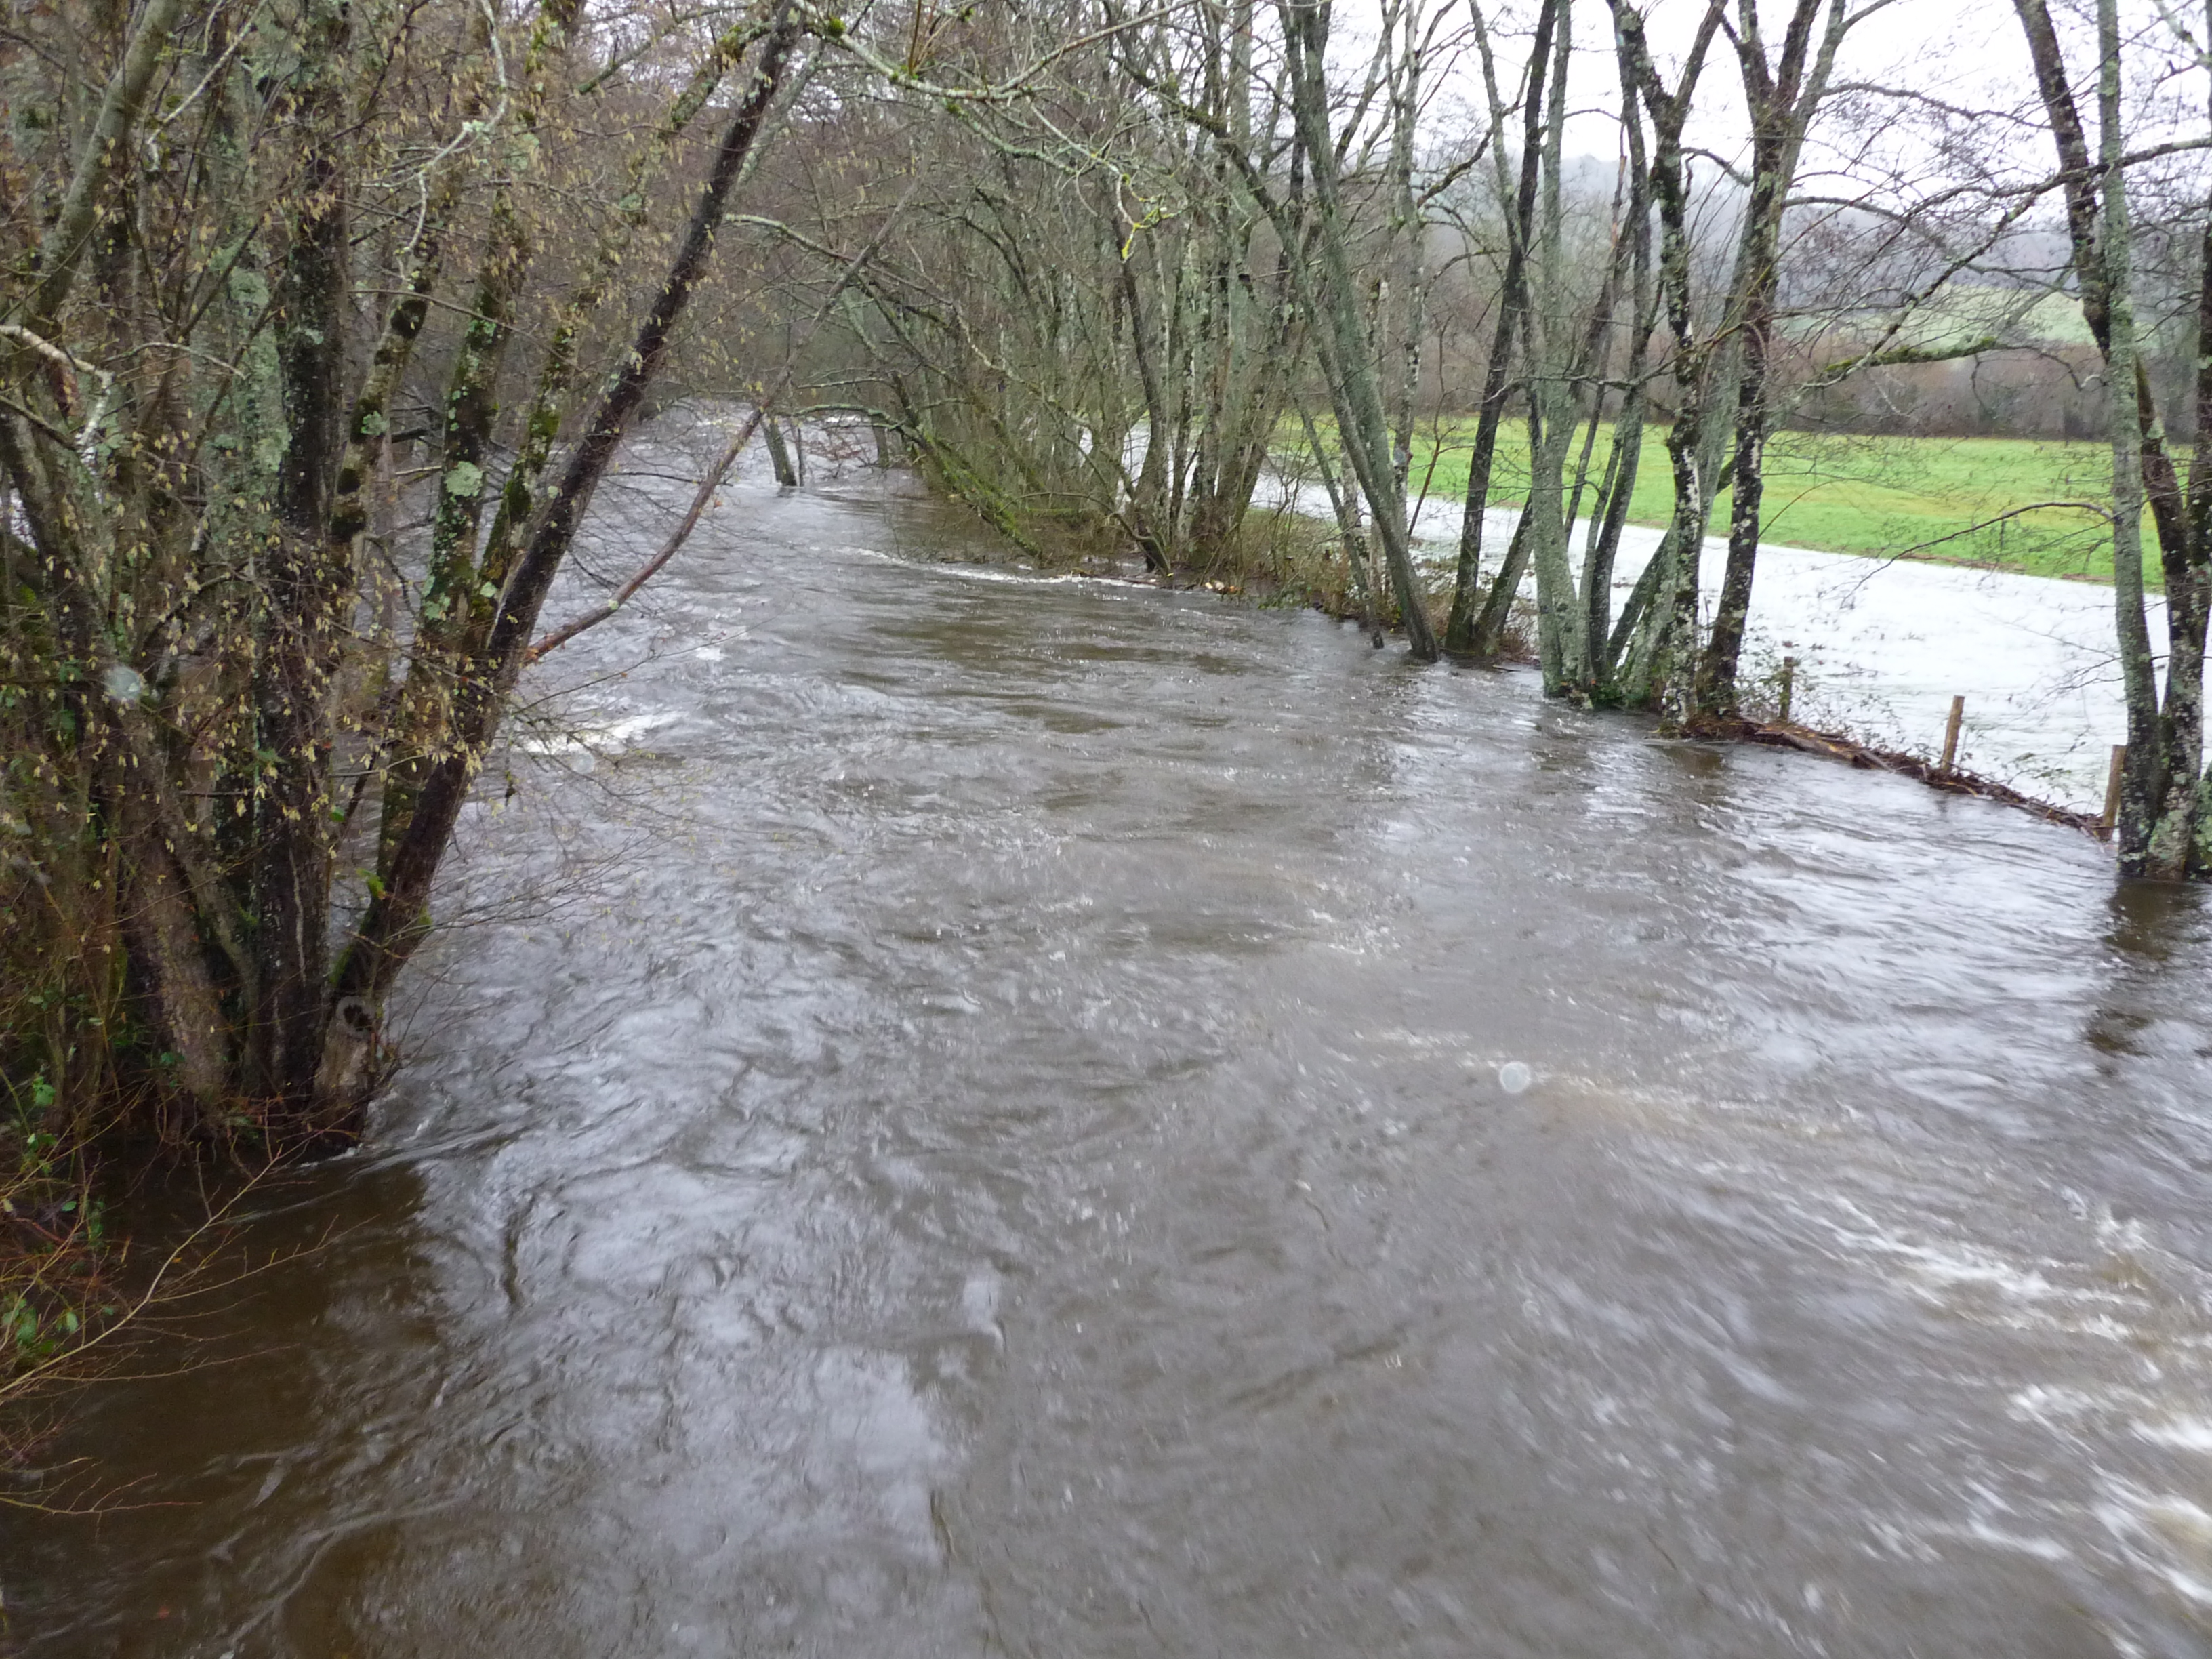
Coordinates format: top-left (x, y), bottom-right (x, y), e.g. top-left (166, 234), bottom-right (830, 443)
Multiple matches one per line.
top-left (7, 438), bottom-right (2212, 1656)
top-left (1313, 481), bottom-right (2138, 811)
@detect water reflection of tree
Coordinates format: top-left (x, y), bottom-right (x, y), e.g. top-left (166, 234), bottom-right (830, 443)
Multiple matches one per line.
top-left (2084, 882), bottom-right (2210, 1061)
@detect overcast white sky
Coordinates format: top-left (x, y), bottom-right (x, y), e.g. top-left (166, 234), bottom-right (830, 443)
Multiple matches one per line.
top-left (1336, 1), bottom-right (2203, 171)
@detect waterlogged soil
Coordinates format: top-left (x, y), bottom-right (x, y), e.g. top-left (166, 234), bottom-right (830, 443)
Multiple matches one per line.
top-left (6, 434), bottom-right (2211, 1657)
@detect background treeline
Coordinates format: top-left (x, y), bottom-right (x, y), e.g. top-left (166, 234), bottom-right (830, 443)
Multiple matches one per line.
top-left (719, 0), bottom-right (2207, 867)
top-left (3, 0), bottom-right (2209, 1399)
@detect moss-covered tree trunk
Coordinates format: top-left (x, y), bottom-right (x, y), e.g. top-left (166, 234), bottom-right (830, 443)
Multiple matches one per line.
top-left (2013, 0), bottom-right (2212, 878)
top-left (1692, 0), bottom-right (1851, 723)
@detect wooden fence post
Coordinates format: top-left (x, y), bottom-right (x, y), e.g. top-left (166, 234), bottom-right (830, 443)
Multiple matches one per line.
top-left (1940, 695), bottom-right (1965, 774)
top-left (2100, 743), bottom-right (2127, 838)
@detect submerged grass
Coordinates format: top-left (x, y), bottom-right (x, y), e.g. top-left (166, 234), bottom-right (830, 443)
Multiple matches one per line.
top-left (1392, 420), bottom-right (2152, 588)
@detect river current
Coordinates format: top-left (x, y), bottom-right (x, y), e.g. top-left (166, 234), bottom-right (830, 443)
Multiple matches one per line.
top-left (7, 429), bottom-right (2211, 1656)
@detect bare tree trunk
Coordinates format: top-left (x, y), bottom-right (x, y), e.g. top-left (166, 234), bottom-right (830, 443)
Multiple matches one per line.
top-left (1118, 256), bottom-right (1175, 571)
top-left (2013, 0), bottom-right (2212, 875)
top-left (1518, 0), bottom-right (1591, 692)
top-left (1581, 213), bottom-right (1653, 691)
top-left (1610, 0), bottom-right (1724, 726)
top-left (1585, 129), bottom-right (1654, 694)
top-left (1301, 404), bottom-right (1382, 639)
top-left (2093, 0), bottom-right (2160, 874)
top-left (20, 0), bottom-right (188, 333)
top-left (762, 413), bottom-right (799, 486)
top-left (1385, 1), bottom-right (1427, 498)
top-left (250, 0), bottom-right (356, 1115)
top-left (1444, 0), bottom-right (1559, 653)
top-left (2188, 133), bottom-right (2212, 874)
top-left (319, 7), bottom-right (811, 1122)
top-left (1692, 0), bottom-right (1850, 722)
top-left (1278, 0), bottom-right (1439, 659)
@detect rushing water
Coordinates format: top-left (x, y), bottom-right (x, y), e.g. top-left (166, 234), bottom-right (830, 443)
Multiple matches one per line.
top-left (8, 432), bottom-right (2212, 1657)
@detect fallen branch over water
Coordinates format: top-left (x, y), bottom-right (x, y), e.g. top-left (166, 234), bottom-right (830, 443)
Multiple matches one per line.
top-left (1732, 718), bottom-right (2105, 837)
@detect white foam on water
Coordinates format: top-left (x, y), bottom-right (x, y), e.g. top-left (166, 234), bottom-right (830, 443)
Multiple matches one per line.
top-left (1957, 1518), bottom-right (2076, 1564)
top-left (2097, 1486), bottom-right (2212, 1607)
top-left (2008, 1383), bottom-right (2116, 1426)
top-left (513, 708), bottom-right (684, 756)
top-left (2137, 1418), bottom-right (2212, 1452)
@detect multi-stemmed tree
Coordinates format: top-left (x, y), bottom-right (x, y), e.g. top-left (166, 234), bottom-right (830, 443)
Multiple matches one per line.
top-left (3, 0), bottom-right (815, 1145)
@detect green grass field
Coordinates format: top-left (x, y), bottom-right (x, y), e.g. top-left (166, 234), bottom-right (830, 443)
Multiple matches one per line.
top-left (1389, 421), bottom-right (2151, 588)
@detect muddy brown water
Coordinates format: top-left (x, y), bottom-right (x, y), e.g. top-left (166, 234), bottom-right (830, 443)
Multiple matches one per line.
top-left (7, 442), bottom-right (2212, 1656)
